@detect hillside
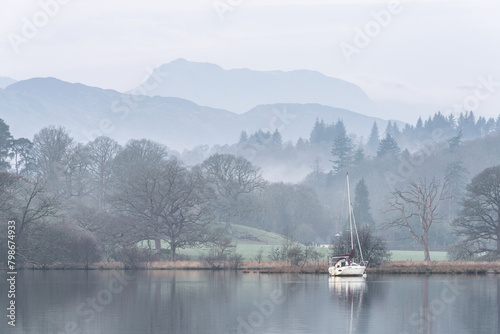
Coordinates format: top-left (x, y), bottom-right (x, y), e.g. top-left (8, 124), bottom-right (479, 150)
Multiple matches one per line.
top-left (0, 77), bottom-right (398, 150)
top-left (175, 224), bottom-right (293, 261)
top-left (134, 58), bottom-right (373, 115)
top-left (0, 76), bottom-right (16, 89)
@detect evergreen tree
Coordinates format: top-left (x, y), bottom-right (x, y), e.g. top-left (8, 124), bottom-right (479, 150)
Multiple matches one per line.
top-left (353, 144), bottom-right (365, 163)
top-left (310, 119), bottom-right (326, 143)
top-left (391, 122), bottom-right (400, 138)
top-left (377, 133), bottom-right (400, 157)
top-left (416, 117), bottom-right (423, 130)
top-left (0, 119), bottom-right (13, 171)
top-left (296, 137), bottom-right (306, 149)
top-left (447, 114), bottom-right (456, 127)
top-left (353, 178), bottom-right (375, 226)
top-left (330, 120), bottom-right (353, 174)
top-left (484, 118), bottom-right (495, 135)
top-left (238, 131), bottom-right (248, 144)
top-left (271, 129), bottom-right (283, 150)
top-left (384, 121), bottom-right (393, 136)
top-left (448, 130), bottom-right (463, 153)
top-left (367, 121), bottom-right (380, 153)
top-left (444, 161), bottom-right (469, 211)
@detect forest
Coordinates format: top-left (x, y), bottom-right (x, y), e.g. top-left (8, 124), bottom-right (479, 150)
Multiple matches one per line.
top-left (1, 109), bottom-right (500, 267)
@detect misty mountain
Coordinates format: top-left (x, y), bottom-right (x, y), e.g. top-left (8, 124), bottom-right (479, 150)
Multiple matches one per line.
top-left (0, 77), bottom-right (398, 150)
top-left (0, 76), bottom-right (16, 89)
top-left (239, 103), bottom-right (395, 143)
top-left (134, 58), bottom-right (374, 115)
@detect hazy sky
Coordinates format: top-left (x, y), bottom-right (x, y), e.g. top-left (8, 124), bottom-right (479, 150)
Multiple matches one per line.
top-left (1, 0), bottom-right (499, 121)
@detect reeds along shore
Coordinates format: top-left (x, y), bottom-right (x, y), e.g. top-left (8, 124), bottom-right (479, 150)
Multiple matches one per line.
top-left (369, 261), bottom-right (500, 274)
top-left (4, 261), bottom-right (500, 274)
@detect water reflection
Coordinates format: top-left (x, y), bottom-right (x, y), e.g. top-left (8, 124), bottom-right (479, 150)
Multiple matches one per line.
top-left (328, 277), bottom-right (366, 334)
top-left (0, 270), bottom-right (498, 334)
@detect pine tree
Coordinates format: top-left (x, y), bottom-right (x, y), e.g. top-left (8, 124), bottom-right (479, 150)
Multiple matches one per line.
top-left (444, 161), bottom-right (469, 201)
top-left (448, 130), bottom-right (463, 153)
top-left (331, 120), bottom-right (353, 174)
top-left (416, 117), bottom-right (423, 130)
top-left (0, 119), bottom-right (13, 171)
top-left (353, 144), bottom-right (365, 163)
top-left (377, 133), bottom-right (400, 157)
top-left (296, 137), bottom-right (306, 149)
top-left (367, 121), bottom-right (380, 153)
top-left (238, 131), bottom-right (248, 144)
top-left (353, 178), bottom-right (375, 226)
top-left (310, 119), bottom-right (326, 143)
top-left (391, 122), bottom-right (400, 138)
top-left (271, 129), bottom-right (283, 150)
top-left (385, 121), bottom-right (392, 136)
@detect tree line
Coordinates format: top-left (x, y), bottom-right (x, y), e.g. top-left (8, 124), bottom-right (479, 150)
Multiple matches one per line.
top-left (2, 109), bottom-right (500, 266)
top-left (0, 120), bottom-right (334, 267)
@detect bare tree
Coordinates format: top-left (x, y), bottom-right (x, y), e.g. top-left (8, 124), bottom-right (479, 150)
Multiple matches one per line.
top-left (203, 228), bottom-right (235, 269)
top-left (32, 126), bottom-right (74, 187)
top-left (112, 140), bottom-right (214, 261)
top-left (333, 225), bottom-right (390, 267)
top-left (111, 139), bottom-right (169, 251)
top-left (201, 154), bottom-right (264, 231)
top-left (85, 136), bottom-right (121, 210)
top-left (0, 173), bottom-right (18, 218)
top-left (63, 143), bottom-right (92, 198)
top-left (452, 165), bottom-right (500, 258)
top-left (386, 178), bottom-right (449, 261)
top-left (0, 174), bottom-right (60, 265)
top-left (12, 175), bottom-right (60, 241)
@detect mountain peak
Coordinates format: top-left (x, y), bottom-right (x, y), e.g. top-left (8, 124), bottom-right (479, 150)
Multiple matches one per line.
top-left (138, 60), bottom-right (372, 114)
top-left (6, 77), bottom-right (112, 98)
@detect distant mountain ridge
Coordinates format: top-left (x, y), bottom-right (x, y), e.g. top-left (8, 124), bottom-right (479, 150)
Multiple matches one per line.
top-left (135, 58), bottom-right (374, 115)
top-left (0, 76), bottom-right (16, 89)
top-left (0, 77), bottom-right (398, 150)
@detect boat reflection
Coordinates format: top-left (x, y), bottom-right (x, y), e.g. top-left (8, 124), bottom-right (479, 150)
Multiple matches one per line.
top-left (328, 276), bottom-right (367, 334)
top-left (328, 276), bottom-right (366, 296)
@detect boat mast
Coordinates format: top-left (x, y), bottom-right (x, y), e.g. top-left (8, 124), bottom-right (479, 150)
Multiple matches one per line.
top-left (346, 173), bottom-right (354, 251)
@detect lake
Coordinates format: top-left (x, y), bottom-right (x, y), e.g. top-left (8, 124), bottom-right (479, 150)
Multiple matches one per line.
top-left (1, 270), bottom-right (498, 334)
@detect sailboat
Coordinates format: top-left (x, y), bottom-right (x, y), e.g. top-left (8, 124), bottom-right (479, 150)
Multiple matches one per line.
top-left (328, 173), bottom-right (367, 277)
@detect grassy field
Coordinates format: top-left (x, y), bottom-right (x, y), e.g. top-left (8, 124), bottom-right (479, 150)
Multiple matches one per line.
top-left (175, 224), bottom-right (292, 260)
top-left (389, 250), bottom-right (447, 261)
top-left (170, 224), bottom-right (448, 262)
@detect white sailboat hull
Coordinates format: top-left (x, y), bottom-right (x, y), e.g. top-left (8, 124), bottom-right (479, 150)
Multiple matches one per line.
top-left (328, 173), bottom-right (367, 277)
top-left (328, 264), bottom-right (366, 277)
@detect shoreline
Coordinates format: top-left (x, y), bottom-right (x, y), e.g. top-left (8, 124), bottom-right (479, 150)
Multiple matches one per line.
top-left (1, 260), bottom-right (500, 274)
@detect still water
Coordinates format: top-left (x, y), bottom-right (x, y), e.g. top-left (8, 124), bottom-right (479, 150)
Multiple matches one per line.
top-left (1, 270), bottom-right (498, 334)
